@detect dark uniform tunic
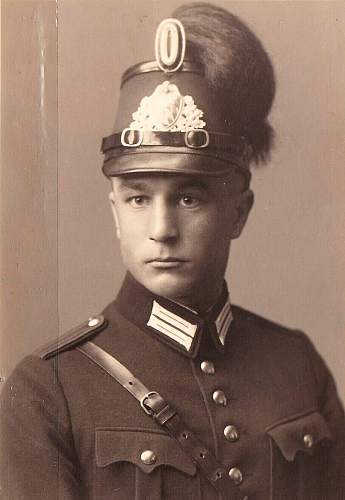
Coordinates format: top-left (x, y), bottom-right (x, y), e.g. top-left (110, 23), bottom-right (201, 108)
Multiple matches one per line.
top-left (1, 274), bottom-right (345, 499)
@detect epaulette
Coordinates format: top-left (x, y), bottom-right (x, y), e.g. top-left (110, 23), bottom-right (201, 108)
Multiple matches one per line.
top-left (36, 315), bottom-right (108, 360)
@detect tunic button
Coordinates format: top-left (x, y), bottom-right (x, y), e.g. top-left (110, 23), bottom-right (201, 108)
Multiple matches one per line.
top-left (88, 317), bottom-right (100, 327)
top-left (224, 425), bottom-right (239, 442)
top-left (140, 450), bottom-right (157, 465)
top-left (212, 390), bottom-right (227, 406)
top-left (229, 467), bottom-right (243, 485)
top-left (303, 433), bottom-right (314, 449)
top-left (200, 360), bottom-right (215, 375)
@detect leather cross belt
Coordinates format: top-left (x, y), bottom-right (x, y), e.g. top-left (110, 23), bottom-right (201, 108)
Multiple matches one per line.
top-left (77, 341), bottom-right (243, 499)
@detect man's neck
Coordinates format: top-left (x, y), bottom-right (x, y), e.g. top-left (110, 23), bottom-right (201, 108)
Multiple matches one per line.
top-left (164, 282), bottom-right (224, 316)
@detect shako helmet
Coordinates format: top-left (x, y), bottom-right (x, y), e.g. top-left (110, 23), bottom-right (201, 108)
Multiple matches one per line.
top-left (101, 3), bottom-right (276, 187)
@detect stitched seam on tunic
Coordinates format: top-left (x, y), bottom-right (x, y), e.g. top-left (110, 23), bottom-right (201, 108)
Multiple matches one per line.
top-left (299, 332), bottom-right (327, 411)
top-left (190, 359), bottom-right (219, 459)
top-left (265, 406), bottom-right (318, 432)
top-left (96, 426), bottom-right (167, 435)
top-left (269, 437), bottom-right (273, 500)
top-left (197, 474), bottom-right (202, 500)
top-left (51, 356), bottom-right (80, 468)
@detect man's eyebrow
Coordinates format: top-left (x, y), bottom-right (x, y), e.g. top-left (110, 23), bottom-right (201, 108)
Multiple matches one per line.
top-left (117, 179), bottom-right (150, 191)
top-left (177, 180), bottom-right (209, 191)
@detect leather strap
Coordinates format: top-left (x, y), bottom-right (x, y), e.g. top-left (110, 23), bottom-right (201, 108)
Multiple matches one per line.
top-left (101, 129), bottom-right (250, 159)
top-left (78, 341), bottom-right (150, 403)
top-left (77, 341), bottom-right (242, 499)
top-left (121, 60), bottom-right (204, 87)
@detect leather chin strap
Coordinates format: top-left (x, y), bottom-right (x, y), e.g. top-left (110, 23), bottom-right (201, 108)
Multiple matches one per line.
top-left (77, 341), bottom-right (243, 499)
top-left (101, 129), bottom-right (251, 159)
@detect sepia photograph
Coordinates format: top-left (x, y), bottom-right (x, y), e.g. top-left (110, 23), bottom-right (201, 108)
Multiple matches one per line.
top-left (1, 1), bottom-right (345, 498)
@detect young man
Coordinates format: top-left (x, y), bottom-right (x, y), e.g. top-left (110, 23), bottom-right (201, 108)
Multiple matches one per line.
top-left (1, 3), bottom-right (344, 499)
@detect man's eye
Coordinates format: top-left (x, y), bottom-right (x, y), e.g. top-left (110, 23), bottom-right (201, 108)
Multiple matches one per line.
top-left (179, 195), bottom-right (200, 208)
top-left (127, 195), bottom-right (148, 207)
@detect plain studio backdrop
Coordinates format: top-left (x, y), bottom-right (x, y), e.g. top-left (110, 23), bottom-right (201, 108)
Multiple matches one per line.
top-left (1, 1), bottom-right (345, 402)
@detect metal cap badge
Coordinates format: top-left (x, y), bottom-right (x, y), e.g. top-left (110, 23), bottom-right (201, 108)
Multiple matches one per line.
top-left (155, 18), bottom-right (186, 73)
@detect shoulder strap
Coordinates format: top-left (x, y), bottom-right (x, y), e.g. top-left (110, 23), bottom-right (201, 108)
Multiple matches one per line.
top-left (36, 316), bottom-right (107, 360)
top-left (77, 341), bottom-right (242, 499)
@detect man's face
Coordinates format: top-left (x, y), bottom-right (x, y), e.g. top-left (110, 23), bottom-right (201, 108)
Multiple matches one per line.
top-left (110, 172), bottom-right (252, 310)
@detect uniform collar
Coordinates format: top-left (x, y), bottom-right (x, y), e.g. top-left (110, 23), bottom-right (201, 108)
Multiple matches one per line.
top-left (114, 273), bottom-right (233, 358)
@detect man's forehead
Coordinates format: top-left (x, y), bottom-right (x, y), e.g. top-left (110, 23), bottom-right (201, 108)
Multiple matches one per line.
top-left (114, 173), bottom-right (211, 188)
top-left (112, 172), bottom-right (246, 193)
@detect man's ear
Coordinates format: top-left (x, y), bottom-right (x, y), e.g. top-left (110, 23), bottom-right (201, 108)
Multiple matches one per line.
top-left (230, 189), bottom-right (254, 239)
top-left (108, 191), bottom-right (121, 239)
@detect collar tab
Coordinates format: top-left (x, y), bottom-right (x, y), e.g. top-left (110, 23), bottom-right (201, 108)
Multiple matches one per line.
top-left (147, 300), bottom-right (198, 353)
top-left (115, 273), bottom-right (233, 358)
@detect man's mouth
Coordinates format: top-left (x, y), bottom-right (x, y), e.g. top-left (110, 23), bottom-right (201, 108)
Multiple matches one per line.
top-left (146, 257), bottom-right (187, 269)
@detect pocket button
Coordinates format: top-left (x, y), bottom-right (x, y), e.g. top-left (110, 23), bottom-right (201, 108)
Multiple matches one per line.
top-left (140, 450), bottom-right (157, 465)
top-left (303, 433), bottom-right (314, 449)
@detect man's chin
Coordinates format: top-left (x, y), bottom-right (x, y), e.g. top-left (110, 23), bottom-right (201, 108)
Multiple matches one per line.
top-left (140, 272), bottom-right (198, 304)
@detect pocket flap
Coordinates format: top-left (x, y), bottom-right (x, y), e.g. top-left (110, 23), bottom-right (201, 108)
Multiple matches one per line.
top-left (96, 427), bottom-right (196, 476)
top-left (266, 410), bottom-right (333, 462)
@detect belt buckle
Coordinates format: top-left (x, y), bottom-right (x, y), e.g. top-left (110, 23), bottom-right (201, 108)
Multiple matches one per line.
top-left (121, 128), bottom-right (144, 147)
top-left (140, 391), bottom-right (160, 415)
top-left (184, 129), bottom-right (210, 149)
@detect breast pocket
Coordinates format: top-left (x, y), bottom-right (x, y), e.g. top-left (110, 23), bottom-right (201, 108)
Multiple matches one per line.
top-left (266, 410), bottom-right (333, 500)
top-left (95, 427), bottom-right (198, 500)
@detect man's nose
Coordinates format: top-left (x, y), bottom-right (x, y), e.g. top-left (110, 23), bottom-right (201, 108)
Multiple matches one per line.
top-left (148, 201), bottom-right (179, 243)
